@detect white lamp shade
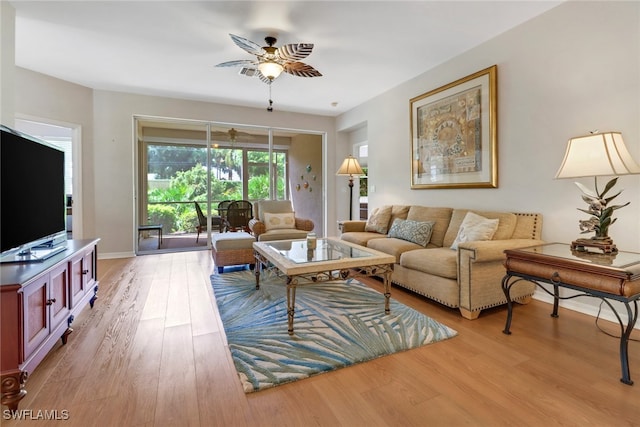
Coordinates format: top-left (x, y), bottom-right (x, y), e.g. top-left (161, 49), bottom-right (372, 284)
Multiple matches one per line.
top-left (336, 155), bottom-right (365, 176)
top-left (258, 61), bottom-right (284, 80)
top-left (555, 132), bottom-right (640, 178)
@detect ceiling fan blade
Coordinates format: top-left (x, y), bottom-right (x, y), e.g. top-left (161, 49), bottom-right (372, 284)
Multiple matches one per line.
top-left (215, 59), bottom-right (258, 68)
top-left (229, 34), bottom-right (265, 56)
top-left (277, 43), bottom-right (314, 61)
top-left (283, 62), bottom-right (323, 78)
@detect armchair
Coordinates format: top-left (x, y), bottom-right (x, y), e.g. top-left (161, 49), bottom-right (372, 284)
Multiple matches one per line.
top-left (248, 200), bottom-right (314, 241)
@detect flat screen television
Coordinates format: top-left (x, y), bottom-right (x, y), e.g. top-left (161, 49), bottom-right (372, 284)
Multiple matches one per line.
top-left (1, 124), bottom-right (68, 263)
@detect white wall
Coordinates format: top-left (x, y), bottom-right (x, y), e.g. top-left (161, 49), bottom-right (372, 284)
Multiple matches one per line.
top-left (91, 91), bottom-right (335, 256)
top-left (335, 1), bottom-right (640, 324)
top-left (1, 1), bottom-right (15, 126)
top-left (336, 1), bottom-right (639, 253)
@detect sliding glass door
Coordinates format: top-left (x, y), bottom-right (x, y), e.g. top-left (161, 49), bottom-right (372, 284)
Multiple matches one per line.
top-left (135, 117), bottom-right (324, 255)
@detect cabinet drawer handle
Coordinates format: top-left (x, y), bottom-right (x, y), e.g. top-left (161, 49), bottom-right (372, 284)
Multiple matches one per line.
top-left (46, 298), bottom-right (57, 306)
top-left (551, 272), bottom-right (561, 284)
top-left (82, 270), bottom-right (89, 275)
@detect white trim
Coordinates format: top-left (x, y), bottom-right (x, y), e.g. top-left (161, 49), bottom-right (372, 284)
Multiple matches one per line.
top-left (533, 290), bottom-right (639, 330)
top-left (99, 251), bottom-right (135, 260)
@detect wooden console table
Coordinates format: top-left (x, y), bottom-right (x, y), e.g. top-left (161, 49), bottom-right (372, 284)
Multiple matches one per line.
top-left (501, 243), bottom-right (640, 385)
top-left (1, 239), bottom-right (100, 411)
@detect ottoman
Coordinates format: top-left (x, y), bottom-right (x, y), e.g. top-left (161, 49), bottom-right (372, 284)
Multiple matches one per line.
top-left (212, 232), bottom-right (256, 274)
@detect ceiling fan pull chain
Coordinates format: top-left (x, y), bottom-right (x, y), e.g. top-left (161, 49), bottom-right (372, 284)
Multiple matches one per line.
top-left (267, 83), bottom-right (274, 112)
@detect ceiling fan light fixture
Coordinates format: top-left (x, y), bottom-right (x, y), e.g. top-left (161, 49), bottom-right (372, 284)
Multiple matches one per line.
top-left (258, 61), bottom-right (284, 80)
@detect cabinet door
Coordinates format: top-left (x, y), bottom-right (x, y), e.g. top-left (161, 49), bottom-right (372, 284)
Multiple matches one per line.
top-left (22, 275), bottom-right (49, 360)
top-left (82, 247), bottom-right (97, 291)
top-left (69, 252), bottom-right (85, 308)
top-left (49, 263), bottom-right (70, 330)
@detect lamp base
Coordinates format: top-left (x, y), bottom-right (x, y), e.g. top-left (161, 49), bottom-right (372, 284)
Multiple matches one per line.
top-left (570, 237), bottom-right (618, 254)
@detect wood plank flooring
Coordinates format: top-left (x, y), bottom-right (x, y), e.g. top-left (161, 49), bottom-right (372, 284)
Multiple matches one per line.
top-left (4, 250), bottom-right (639, 426)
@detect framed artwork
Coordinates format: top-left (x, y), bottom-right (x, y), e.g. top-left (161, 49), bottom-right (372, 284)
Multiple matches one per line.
top-left (410, 65), bottom-right (497, 189)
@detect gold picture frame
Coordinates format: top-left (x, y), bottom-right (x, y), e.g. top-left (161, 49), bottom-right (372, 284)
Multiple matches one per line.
top-left (410, 65), bottom-right (497, 189)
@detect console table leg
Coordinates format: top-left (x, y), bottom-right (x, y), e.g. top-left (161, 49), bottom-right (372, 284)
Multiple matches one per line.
top-left (551, 284), bottom-right (560, 318)
top-left (1, 370), bottom-right (28, 412)
top-left (89, 285), bottom-right (99, 308)
top-left (501, 274), bottom-right (514, 335)
top-left (619, 301), bottom-right (638, 385)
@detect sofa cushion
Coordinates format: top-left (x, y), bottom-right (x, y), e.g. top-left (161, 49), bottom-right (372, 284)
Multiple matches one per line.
top-left (340, 232), bottom-right (387, 247)
top-left (400, 248), bottom-right (458, 279)
top-left (406, 206), bottom-right (453, 248)
top-left (256, 200), bottom-right (293, 222)
top-left (257, 228), bottom-right (309, 242)
top-left (450, 212), bottom-right (499, 250)
top-left (388, 218), bottom-right (435, 247)
top-left (367, 237), bottom-right (423, 263)
top-left (365, 205), bottom-right (393, 234)
top-left (443, 209), bottom-right (518, 247)
top-left (264, 212), bottom-right (295, 230)
top-left (389, 205), bottom-right (410, 228)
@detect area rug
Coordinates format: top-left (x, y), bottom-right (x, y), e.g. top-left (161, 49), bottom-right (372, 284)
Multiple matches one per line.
top-left (211, 270), bottom-right (457, 393)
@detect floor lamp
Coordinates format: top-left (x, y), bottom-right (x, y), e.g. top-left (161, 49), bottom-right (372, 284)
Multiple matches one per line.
top-left (336, 155), bottom-right (365, 220)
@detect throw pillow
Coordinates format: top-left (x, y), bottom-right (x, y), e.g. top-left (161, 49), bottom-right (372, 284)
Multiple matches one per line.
top-left (264, 212), bottom-right (295, 231)
top-left (388, 219), bottom-right (435, 247)
top-left (365, 205), bottom-right (393, 234)
top-left (450, 212), bottom-right (499, 250)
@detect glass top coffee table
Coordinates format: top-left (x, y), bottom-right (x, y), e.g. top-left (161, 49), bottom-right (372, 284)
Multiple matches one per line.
top-left (253, 237), bottom-right (396, 335)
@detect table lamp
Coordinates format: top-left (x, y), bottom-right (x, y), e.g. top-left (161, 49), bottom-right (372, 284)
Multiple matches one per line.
top-left (555, 131), bottom-right (640, 253)
top-left (336, 155), bottom-right (365, 220)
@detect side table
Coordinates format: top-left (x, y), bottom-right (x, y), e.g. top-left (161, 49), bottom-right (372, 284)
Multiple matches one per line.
top-left (138, 224), bottom-right (163, 249)
top-left (501, 243), bottom-right (640, 385)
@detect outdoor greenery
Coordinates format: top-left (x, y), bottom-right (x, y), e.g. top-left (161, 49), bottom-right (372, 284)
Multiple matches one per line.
top-left (146, 145), bottom-right (286, 233)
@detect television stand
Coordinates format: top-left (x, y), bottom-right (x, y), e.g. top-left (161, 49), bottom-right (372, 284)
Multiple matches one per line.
top-left (1, 238), bottom-right (100, 411)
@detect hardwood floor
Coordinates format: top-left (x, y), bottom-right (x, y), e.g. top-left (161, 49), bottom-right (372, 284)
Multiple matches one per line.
top-left (4, 250), bottom-right (639, 426)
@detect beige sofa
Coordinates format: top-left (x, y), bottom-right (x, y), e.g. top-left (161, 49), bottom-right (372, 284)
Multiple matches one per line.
top-left (340, 205), bottom-right (544, 319)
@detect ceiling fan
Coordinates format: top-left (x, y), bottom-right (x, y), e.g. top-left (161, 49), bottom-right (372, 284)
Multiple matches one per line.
top-left (216, 34), bottom-right (322, 84)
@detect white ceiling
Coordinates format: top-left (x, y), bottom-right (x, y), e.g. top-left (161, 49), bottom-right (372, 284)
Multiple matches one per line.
top-left (10, 1), bottom-right (562, 117)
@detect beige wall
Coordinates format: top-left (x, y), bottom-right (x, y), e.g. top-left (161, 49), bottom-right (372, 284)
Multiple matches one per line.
top-left (337, 0), bottom-right (640, 253)
top-left (335, 1), bottom-right (639, 324)
top-left (289, 133), bottom-right (323, 234)
top-left (14, 69), bottom-right (96, 239)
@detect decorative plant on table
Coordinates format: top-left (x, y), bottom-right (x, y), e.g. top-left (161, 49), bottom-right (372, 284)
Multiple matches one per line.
top-left (574, 177), bottom-right (629, 246)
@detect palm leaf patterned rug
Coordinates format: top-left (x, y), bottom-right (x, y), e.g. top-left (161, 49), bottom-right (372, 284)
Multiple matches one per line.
top-left (211, 270), bottom-right (457, 393)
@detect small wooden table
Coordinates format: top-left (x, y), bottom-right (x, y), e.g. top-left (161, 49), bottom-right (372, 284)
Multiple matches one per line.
top-left (138, 224), bottom-right (163, 249)
top-left (501, 243), bottom-right (640, 385)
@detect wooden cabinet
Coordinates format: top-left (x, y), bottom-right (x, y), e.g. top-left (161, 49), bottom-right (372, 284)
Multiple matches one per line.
top-left (69, 246), bottom-right (97, 309)
top-left (0, 239), bottom-right (99, 411)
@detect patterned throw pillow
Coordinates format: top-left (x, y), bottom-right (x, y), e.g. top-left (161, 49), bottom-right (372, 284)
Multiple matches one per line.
top-left (365, 205), bottom-right (393, 234)
top-left (450, 212), bottom-right (499, 250)
top-left (264, 212), bottom-right (295, 230)
top-left (388, 219), bottom-right (435, 247)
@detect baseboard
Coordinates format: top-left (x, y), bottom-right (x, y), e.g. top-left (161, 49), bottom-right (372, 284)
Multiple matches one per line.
top-left (98, 251), bottom-right (135, 260)
top-left (533, 290), bottom-right (640, 330)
